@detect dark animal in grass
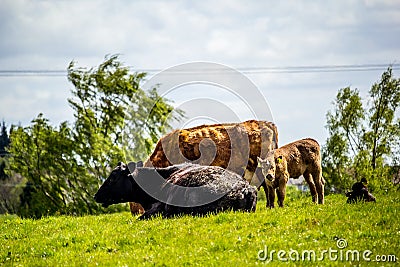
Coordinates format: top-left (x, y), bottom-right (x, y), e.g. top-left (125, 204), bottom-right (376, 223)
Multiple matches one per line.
top-left (257, 138), bottom-right (325, 207)
top-left (346, 178), bottom-right (376, 203)
top-left (128, 120), bottom-right (278, 215)
top-left (94, 162), bottom-right (257, 219)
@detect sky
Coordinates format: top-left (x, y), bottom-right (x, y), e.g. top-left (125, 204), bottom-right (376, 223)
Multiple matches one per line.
top-left (1, 0), bottom-right (400, 148)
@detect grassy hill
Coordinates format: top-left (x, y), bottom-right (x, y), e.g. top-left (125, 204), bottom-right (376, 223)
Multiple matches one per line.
top-left (1, 188), bottom-right (399, 266)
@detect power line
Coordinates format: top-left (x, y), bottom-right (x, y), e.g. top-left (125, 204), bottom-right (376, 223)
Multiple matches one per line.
top-left (0, 63), bottom-right (399, 77)
top-left (0, 70), bottom-right (66, 77)
top-left (238, 63), bottom-right (400, 74)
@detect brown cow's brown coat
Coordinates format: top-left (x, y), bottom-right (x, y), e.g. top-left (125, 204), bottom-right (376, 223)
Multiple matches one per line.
top-left (259, 138), bottom-right (324, 207)
top-left (130, 120), bottom-right (278, 214)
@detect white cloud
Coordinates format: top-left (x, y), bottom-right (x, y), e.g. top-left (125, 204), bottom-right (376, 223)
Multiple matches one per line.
top-left (0, 76), bottom-right (72, 125)
top-left (0, 0), bottom-right (399, 145)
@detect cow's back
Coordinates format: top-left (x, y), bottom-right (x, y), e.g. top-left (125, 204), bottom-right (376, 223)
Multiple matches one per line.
top-left (276, 138), bottom-right (321, 178)
top-left (276, 138), bottom-right (320, 160)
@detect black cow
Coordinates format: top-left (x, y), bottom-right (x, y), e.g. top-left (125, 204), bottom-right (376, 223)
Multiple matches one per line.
top-left (346, 178), bottom-right (376, 203)
top-left (94, 162), bottom-right (257, 219)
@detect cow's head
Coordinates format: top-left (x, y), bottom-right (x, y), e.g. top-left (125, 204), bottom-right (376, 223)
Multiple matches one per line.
top-left (94, 161), bottom-right (142, 207)
top-left (257, 151), bottom-right (276, 182)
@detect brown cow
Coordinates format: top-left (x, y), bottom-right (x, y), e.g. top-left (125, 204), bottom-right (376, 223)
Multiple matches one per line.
top-left (130, 120), bottom-right (278, 214)
top-left (257, 138), bottom-right (324, 207)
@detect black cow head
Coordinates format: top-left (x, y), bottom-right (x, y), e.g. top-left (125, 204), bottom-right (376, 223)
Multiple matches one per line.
top-left (94, 161), bottom-right (142, 207)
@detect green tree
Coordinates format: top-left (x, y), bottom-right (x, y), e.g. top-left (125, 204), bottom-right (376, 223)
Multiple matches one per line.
top-left (8, 116), bottom-right (73, 217)
top-left (0, 120), bottom-right (21, 214)
top-left (323, 87), bottom-right (365, 191)
top-left (366, 67), bottom-right (400, 170)
top-left (67, 55), bottom-right (182, 171)
top-left (0, 120), bottom-right (10, 155)
top-left (7, 55), bottom-right (182, 217)
top-left (323, 67), bottom-right (400, 192)
top-left (0, 120), bottom-right (10, 180)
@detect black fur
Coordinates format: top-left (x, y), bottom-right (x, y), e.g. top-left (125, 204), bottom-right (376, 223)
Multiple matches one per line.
top-left (94, 162), bottom-right (257, 219)
top-left (346, 182), bottom-right (376, 203)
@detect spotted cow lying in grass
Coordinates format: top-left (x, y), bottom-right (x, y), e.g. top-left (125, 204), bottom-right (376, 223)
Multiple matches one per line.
top-left (94, 162), bottom-right (257, 219)
top-left (257, 138), bottom-right (325, 207)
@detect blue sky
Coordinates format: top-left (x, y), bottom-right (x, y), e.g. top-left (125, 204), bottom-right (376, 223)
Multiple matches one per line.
top-left (1, 0), bottom-right (399, 147)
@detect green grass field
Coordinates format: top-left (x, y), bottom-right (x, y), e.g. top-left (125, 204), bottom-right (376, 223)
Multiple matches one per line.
top-left (1, 188), bottom-right (399, 266)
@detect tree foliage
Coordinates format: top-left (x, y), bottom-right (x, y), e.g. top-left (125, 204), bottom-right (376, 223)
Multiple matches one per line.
top-left (0, 120), bottom-right (10, 180)
top-left (0, 121), bottom-right (21, 214)
top-left (367, 67), bottom-right (400, 170)
top-left (7, 116), bottom-right (84, 217)
top-left (5, 55), bottom-right (182, 217)
top-left (323, 67), bottom-right (400, 192)
top-left (0, 121), bottom-right (10, 155)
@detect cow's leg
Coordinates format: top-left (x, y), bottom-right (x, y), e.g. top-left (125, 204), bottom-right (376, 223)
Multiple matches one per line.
top-left (129, 202), bottom-right (145, 215)
top-left (256, 169), bottom-right (275, 208)
top-left (138, 202), bottom-right (165, 220)
top-left (267, 185), bottom-right (276, 209)
top-left (312, 168), bottom-right (324, 204)
top-left (277, 179), bottom-right (287, 208)
top-left (261, 181), bottom-right (275, 208)
top-left (276, 188), bottom-right (285, 207)
top-left (303, 170), bottom-right (318, 203)
top-left (275, 174), bottom-right (288, 207)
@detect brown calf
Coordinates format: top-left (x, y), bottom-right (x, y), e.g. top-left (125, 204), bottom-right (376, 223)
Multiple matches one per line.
top-left (258, 138), bottom-right (324, 207)
top-left (130, 120), bottom-right (278, 214)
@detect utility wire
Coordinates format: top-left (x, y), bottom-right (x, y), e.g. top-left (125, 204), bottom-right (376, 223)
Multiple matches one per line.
top-left (0, 63), bottom-right (399, 77)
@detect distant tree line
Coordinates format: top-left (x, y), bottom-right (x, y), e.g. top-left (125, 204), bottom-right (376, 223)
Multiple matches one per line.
top-left (323, 67), bottom-right (400, 193)
top-left (1, 55), bottom-right (183, 218)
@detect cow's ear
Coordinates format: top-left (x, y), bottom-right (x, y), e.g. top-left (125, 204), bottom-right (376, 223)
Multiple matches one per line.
top-left (276, 155), bottom-right (283, 163)
top-left (127, 162), bottom-right (136, 174)
top-left (136, 161), bottom-right (143, 168)
top-left (117, 162), bottom-right (123, 167)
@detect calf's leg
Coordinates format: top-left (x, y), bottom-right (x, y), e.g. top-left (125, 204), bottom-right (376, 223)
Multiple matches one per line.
top-left (312, 168), bottom-right (324, 204)
top-left (276, 175), bottom-right (288, 207)
top-left (262, 181), bottom-right (275, 208)
top-left (129, 202), bottom-right (145, 215)
top-left (303, 171), bottom-right (318, 203)
top-left (257, 170), bottom-right (275, 208)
